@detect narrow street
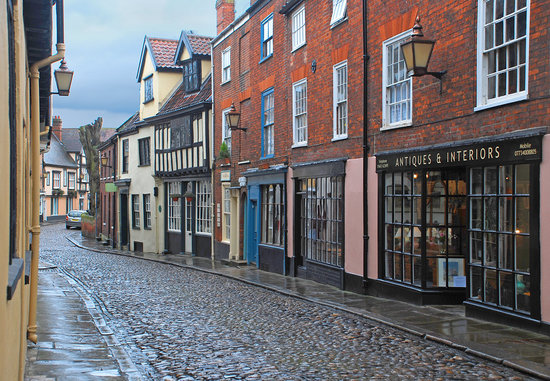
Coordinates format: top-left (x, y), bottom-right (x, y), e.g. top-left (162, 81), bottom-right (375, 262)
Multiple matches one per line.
top-left (34, 223), bottom-right (534, 380)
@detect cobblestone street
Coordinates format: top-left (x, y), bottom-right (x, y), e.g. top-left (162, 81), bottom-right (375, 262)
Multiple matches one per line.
top-left (37, 223), bottom-right (536, 380)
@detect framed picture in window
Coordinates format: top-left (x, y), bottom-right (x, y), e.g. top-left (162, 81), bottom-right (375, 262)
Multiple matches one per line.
top-left (438, 258), bottom-right (465, 287)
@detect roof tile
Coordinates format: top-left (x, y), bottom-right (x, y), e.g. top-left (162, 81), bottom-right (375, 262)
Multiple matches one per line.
top-left (149, 38), bottom-right (181, 70)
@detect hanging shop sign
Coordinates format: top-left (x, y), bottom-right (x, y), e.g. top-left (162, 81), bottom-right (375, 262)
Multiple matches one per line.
top-left (376, 135), bottom-right (542, 172)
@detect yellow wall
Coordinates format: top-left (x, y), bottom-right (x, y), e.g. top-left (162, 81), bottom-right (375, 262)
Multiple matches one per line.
top-left (1, 0), bottom-right (33, 378)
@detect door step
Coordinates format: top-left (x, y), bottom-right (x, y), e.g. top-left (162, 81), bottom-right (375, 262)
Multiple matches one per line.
top-left (221, 259), bottom-right (249, 267)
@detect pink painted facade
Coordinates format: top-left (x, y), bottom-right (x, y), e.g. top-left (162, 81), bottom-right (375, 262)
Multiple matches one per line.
top-left (344, 159), bottom-right (364, 276)
top-left (539, 136), bottom-right (550, 323)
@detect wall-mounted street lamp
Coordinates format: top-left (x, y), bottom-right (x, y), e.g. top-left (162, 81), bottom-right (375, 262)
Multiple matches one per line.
top-left (401, 17), bottom-right (446, 93)
top-left (53, 59), bottom-right (74, 96)
top-left (100, 154), bottom-right (111, 168)
top-left (226, 103), bottom-right (246, 131)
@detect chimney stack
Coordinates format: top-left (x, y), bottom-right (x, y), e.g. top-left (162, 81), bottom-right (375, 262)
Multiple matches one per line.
top-left (216, 0), bottom-right (235, 34)
top-left (52, 116), bottom-right (62, 141)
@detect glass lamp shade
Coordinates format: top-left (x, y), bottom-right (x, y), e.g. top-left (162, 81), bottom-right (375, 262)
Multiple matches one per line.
top-left (54, 60), bottom-right (74, 96)
top-left (226, 104), bottom-right (241, 129)
top-left (101, 156), bottom-right (108, 166)
top-left (401, 38), bottom-right (435, 76)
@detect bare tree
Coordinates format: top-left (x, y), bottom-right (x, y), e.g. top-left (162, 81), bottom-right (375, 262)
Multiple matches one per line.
top-left (79, 117), bottom-right (102, 216)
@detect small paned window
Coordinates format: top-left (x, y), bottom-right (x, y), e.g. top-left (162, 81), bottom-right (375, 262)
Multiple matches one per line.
top-left (261, 184), bottom-right (283, 246)
top-left (196, 180), bottom-right (212, 234)
top-left (68, 172), bottom-right (76, 190)
top-left (171, 116), bottom-right (192, 148)
top-left (477, 0), bottom-right (529, 108)
top-left (132, 195), bottom-right (140, 229)
top-left (223, 186), bottom-right (231, 241)
top-left (292, 79), bottom-right (307, 146)
top-left (143, 75), bottom-right (153, 103)
top-left (168, 182), bottom-right (181, 232)
top-left (330, 0), bottom-right (347, 26)
top-left (222, 47), bottom-right (231, 83)
top-left (138, 137), bottom-right (150, 166)
top-left (183, 60), bottom-right (201, 92)
top-left (53, 171), bottom-right (61, 189)
top-left (382, 32), bottom-right (412, 128)
top-left (262, 89), bottom-right (274, 157)
top-left (122, 139), bottom-right (129, 173)
top-left (291, 5), bottom-right (306, 51)
top-left (46, 172), bottom-right (50, 186)
top-left (143, 194), bottom-right (151, 229)
top-left (261, 14), bottom-right (274, 60)
top-left (222, 108), bottom-right (232, 153)
top-left (333, 61), bottom-right (348, 139)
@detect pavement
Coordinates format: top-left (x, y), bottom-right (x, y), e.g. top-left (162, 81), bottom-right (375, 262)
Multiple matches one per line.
top-left (26, 230), bottom-right (550, 380)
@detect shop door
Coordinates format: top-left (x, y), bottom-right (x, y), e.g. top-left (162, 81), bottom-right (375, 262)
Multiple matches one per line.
top-left (184, 199), bottom-right (193, 254)
top-left (247, 200), bottom-right (259, 265)
top-left (120, 193), bottom-right (129, 246)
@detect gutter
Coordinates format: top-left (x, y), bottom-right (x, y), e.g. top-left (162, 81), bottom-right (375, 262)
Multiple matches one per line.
top-left (27, 0), bottom-right (66, 344)
top-left (362, 0), bottom-right (370, 289)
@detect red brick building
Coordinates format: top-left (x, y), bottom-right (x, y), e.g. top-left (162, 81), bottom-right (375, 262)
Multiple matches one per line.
top-left (212, 0), bottom-right (365, 289)
top-left (365, 1), bottom-right (550, 330)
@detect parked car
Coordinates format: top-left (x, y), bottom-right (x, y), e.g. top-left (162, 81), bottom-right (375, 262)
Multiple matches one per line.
top-left (66, 210), bottom-right (86, 229)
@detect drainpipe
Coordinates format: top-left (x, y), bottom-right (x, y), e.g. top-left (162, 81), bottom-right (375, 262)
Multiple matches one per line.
top-left (362, 0), bottom-right (370, 289)
top-left (28, 0), bottom-right (66, 344)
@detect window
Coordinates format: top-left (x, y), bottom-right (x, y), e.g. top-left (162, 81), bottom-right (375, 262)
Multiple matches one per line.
top-left (299, 176), bottom-right (344, 266)
top-left (469, 165), bottom-right (533, 314)
top-left (63, 169), bottom-right (67, 187)
top-left (8, 0), bottom-right (16, 268)
top-left (292, 79), bottom-right (308, 146)
top-left (46, 172), bottom-right (50, 186)
top-left (143, 194), bottom-right (151, 229)
top-left (53, 171), bottom-right (61, 189)
top-left (143, 75), bottom-right (153, 103)
top-left (168, 182), bottom-right (181, 232)
top-left (262, 89), bottom-right (274, 157)
top-left (222, 108), bottom-right (232, 153)
top-left (171, 116), bottom-right (192, 148)
top-left (196, 180), bottom-right (212, 234)
top-left (291, 4), bottom-right (306, 51)
top-left (261, 14), bottom-right (273, 60)
top-left (382, 32), bottom-right (412, 128)
top-left (183, 60), bottom-right (200, 92)
top-left (223, 186), bottom-right (231, 241)
top-left (68, 172), bottom-right (75, 190)
top-left (138, 137), bottom-right (150, 166)
top-left (51, 197), bottom-right (59, 215)
top-left (222, 47), bottom-right (231, 83)
top-left (122, 139), bottom-right (129, 173)
top-left (330, 0), bottom-right (347, 26)
top-left (261, 184), bottom-right (283, 246)
top-left (67, 197), bottom-right (73, 212)
top-left (477, 0), bottom-right (529, 108)
top-left (132, 195), bottom-right (140, 229)
top-left (333, 61), bottom-right (348, 139)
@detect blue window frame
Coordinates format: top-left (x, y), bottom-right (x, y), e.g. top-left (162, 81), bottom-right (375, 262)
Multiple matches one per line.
top-left (261, 14), bottom-right (273, 61)
top-left (261, 88), bottom-right (274, 158)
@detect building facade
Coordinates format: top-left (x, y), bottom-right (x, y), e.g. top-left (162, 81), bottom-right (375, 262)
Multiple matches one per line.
top-left (365, 1), bottom-right (550, 330)
top-left (212, 0), bottom-right (365, 289)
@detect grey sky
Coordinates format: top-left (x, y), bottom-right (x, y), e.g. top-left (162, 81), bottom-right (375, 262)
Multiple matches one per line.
top-left (53, 0), bottom-right (248, 130)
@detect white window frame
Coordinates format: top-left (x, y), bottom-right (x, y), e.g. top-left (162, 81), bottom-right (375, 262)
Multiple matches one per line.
top-left (291, 4), bottom-right (306, 51)
top-left (167, 182), bottom-right (181, 232)
top-left (262, 88), bottom-right (275, 157)
top-left (330, 0), bottom-right (347, 26)
top-left (143, 194), bottom-right (151, 229)
top-left (53, 171), bottom-right (60, 189)
top-left (382, 30), bottom-right (413, 130)
top-left (475, 0), bottom-right (530, 111)
top-left (196, 180), bottom-right (212, 235)
top-left (222, 185), bottom-right (231, 242)
top-left (333, 61), bottom-right (348, 140)
top-left (221, 107), bottom-right (232, 154)
top-left (132, 195), bottom-right (140, 229)
top-left (68, 172), bottom-right (76, 190)
top-left (222, 47), bottom-right (231, 83)
top-left (292, 78), bottom-right (308, 147)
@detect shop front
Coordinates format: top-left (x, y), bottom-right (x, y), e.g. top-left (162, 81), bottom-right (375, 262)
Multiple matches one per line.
top-left (373, 128), bottom-right (545, 326)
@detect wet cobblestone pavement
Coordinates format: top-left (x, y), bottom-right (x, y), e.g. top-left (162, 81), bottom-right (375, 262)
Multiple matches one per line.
top-left (38, 224), bottom-right (538, 380)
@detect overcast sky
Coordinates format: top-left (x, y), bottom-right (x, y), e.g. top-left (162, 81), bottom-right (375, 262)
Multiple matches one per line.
top-left (53, 0), bottom-right (248, 130)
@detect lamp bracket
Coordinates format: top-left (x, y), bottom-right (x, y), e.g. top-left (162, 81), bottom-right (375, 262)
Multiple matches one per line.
top-left (229, 126), bottom-right (247, 131)
top-left (412, 70), bottom-right (447, 94)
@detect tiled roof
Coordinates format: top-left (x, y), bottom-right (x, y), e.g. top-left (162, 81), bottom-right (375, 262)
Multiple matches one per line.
top-left (187, 34), bottom-right (212, 56)
top-left (100, 128), bottom-right (116, 142)
top-left (43, 134), bottom-right (78, 168)
top-left (148, 38), bottom-right (181, 70)
top-left (116, 112), bottom-right (140, 134)
top-left (159, 75), bottom-right (212, 116)
top-left (61, 128), bottom-right (82, 152)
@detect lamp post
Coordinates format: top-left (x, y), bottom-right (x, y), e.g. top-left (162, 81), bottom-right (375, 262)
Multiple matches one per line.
top-left (53, 59), bottom-right (74, 96)
top-left (400, 17), bottom-right (446, 93)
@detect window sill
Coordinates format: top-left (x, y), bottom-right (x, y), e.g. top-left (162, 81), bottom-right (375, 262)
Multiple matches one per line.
top-left (380, 121), bottom-right (413, 131)
top-left (474, 93), bottom-right (528, 113)
top-left (331, 135), bottom-right (348, 142)
top-left (143, 98), bottom-right (154, 105)
top-left (7, 258), bottom-right (24, 301)
top-left (138, 163), bottom-right (151, 167)
top-left (292, 143), bottom-right (308, 149)
top-left (196, 232), bottom-right (212, 237)
top-left (221, 79), bottom-right (231, 85)
top-left (330, 17), bottom-right (348, 30)
top-left (259, 54), bottom-right (273, 64)
top-left (143, 227), bottom-right (152, 231)
top-left (261, 154), bottom-right (274, 160)
top-left (291, 42), bottom-right (306, 54)
top-left (132, 227), bottom-right (141, 230)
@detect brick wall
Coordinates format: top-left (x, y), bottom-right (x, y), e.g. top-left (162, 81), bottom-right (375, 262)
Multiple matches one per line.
top-left (366, 0), bottom-right (550, 155)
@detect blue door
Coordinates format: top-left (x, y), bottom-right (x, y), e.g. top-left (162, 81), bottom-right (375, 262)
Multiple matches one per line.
top-left (247, 200), bottom-right (259, 265)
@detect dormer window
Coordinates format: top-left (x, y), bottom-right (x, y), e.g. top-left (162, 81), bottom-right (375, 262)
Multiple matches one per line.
top-left (183, 60), bottom-right (201, 92)
top-left (143, 75), bottom-right (153, 103)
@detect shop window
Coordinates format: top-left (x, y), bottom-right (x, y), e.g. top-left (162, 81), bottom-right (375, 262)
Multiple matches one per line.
top-left (196, 180), bottom-right (212, 234)
top-left (468, 164), bottom-right (532, 314)
top-left (223, 185), bottom-right (231, 241)
top-left (168, 182), bottom-right (181, 232)
top-left (261, 184), bottom-right (283, 246)
top-left (299, 176), bottom-right (344, 267)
